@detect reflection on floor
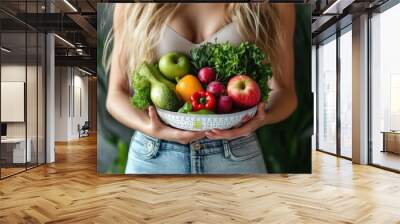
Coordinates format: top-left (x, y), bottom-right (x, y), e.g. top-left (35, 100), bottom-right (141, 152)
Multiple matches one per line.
top-left (0, 167), bottom-right (25, 177)
top-left (0, 135), bottom-right (399, 223)
top-left (373, 150), bottom-right (400, 171)
top-left (0, 163), bottom-right (42, 178)
top-left (340, 147), bottom-right (352, 159)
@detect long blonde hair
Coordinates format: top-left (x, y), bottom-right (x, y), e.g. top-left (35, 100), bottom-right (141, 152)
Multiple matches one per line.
top-left (103, 3), bottom-right (283, 80)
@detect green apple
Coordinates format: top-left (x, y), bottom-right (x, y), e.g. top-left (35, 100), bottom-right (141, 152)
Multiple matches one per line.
top-left (158, 52), bottom-right (190, 81)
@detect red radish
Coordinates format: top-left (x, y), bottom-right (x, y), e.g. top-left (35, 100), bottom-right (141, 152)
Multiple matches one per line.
top-left (217, 96), bottom-right (233, 114)
top-left (198, 67), bottom-right (216, 84)
top-left (206, 81), bottom-right (225, 98)
top-left (227, 75), bottom-right (261, 109)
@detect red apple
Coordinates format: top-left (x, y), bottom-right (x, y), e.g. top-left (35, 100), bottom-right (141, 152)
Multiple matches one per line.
top-left (217, 96), bottom-right (233, 114)
top-left (206, 81), bottom-right (225, 98)
top-left (198, 67), bottom-right (216, 84)
top-left (227, 75), bottom-right (261, 109)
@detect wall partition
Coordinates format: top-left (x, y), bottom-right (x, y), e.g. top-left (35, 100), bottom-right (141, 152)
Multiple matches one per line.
top-left (0, 1), bottom-right (46, 179)
top-left (0, 30), bottom-right (28, 177)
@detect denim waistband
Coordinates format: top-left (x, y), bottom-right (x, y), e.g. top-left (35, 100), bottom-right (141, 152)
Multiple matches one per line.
top-left (161, 138), bottom-right (226, 155)
top-left (133, 131), bottom-right (258, 156)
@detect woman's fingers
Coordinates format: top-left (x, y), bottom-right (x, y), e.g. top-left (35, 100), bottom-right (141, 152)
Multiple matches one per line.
top-left (205, 131), bottom-right (219, 140)
top-left (149, 106), bottom-right (205, 144)
top-left (172, 130), bottom-right (205, 144)
top-left (241, 115), bottom-right (251, 123)
top-left (257, 102), bottom-right (266, 117)
top-left (184, 131), bottom-right (205, 143)
top-left (206, 131), bottom-right (230, 140)
top-left (232, 103), bottom-right (265, 129)
top-left (148, 106), bottom-right (161, 125)
top-left (205, 129), bottom-right (239, 140)
top-left (147, 106), bottom-right (205, 144)
top-left (233, 114), bottom-right (251, 128)
top-left (205, 122), bottom-right (254, 140)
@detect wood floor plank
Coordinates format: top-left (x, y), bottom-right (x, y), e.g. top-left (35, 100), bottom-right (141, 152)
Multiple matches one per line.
top-left (0, 134), bottom-right (399, 224)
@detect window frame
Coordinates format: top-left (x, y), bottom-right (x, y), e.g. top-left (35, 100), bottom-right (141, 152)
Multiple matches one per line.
top-left (367, 0), bottom-right (400, 173)
top-left (315, 23), bottom-right (353, 161)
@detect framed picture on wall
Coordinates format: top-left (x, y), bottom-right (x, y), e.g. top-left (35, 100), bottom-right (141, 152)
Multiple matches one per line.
top-left (97, 3), bottom-right (312, 175)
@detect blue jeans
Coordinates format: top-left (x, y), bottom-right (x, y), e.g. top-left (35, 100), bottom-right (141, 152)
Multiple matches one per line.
top-left (125, 131), bottom-right (267, 174)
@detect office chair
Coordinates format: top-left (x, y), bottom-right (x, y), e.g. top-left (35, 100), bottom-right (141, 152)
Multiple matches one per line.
top-left (79, 121), bottom-right (90, 138)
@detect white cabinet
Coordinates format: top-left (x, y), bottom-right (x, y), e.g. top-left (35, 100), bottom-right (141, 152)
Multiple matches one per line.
top-left (1, 138), bottom-right (32, 163)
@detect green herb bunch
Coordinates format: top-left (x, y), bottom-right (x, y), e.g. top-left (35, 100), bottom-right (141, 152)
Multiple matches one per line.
top-left (190, 41), bottom-right (273, 102)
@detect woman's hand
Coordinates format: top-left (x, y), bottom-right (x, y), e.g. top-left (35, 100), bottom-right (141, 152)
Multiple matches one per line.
top-left (145, 106), bottom-right (206, 144)
top-left (205, 102), bottom-right (267, 140)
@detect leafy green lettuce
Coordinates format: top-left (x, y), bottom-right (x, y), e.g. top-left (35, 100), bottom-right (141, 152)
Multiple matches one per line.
top-left (190, 42), bottom-right (273, 102)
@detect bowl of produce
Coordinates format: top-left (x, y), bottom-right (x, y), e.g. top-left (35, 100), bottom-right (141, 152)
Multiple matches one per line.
top-left (156, 105), bottom-right (257, 131)
top-left (130, 42), bottom-right (273, 131)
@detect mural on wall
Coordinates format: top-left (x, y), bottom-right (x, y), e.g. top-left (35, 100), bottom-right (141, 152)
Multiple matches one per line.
top-left (97, 3), bottom-right (312, 174)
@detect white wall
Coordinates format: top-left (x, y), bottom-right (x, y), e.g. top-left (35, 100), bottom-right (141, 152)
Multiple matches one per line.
top-left (72, 73), bottom-right (89, 137)
top-left (54, 67), bottom-right (69, 141)
top-left (54, 67), bottom-right (89, 141)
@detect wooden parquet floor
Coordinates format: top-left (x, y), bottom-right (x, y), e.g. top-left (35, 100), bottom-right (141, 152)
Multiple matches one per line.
top-left (1, 135), bottom-right (400, 224)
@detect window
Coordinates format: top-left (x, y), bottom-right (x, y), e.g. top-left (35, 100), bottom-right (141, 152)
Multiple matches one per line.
top-left (339, 28), bottom-right (352, 158)
top-left (317, 36), bottom-right (337, 154)
top-left (370, 2), bottom-right (400, 171)
top-left (312, 45), bottom-right (317, 150)
top-left (316, 26), bottom-right (353, 159)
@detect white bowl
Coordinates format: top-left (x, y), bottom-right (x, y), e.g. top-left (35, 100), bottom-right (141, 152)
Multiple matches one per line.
top-left (156, 106), bottom-right (258, 131)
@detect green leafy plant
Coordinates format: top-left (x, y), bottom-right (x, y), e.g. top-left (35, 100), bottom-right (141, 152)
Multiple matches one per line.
top-left (190, 42), bottom-right (273, 102)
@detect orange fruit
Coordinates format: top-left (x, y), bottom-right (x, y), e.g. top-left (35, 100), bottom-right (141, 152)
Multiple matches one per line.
top-left (176, 75), bottom-right (204, 102)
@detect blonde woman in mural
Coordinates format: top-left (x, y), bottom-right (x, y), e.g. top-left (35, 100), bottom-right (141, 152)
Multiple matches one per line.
top-left (105, 3), bottom-right (297, 174)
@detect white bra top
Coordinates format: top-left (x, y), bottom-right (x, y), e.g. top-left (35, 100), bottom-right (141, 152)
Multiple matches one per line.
top-left (157, 22), bottom-right (244, 58)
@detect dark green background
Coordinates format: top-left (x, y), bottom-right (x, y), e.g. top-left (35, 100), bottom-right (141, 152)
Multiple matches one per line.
top-left (97, 4), bottom-right (312, 174)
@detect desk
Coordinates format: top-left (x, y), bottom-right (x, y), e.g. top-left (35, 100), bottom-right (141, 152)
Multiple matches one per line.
top-left (381, 131), bottom-right (400, 154)
top-left (1, 138), bottom-right (31, 163)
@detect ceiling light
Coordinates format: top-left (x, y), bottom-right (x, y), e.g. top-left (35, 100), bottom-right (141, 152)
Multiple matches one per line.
top-left (76, 48), bottom-right (86, 56)
top-left (63, 0), bottom-right (78, 12)
top-left (78, 67), bottom-right (92, 76)
top-left (54, 34), bottom-right (75, 48)
top-left (1, 47), bottom-right (11, 53)
top-left (322, 0), bottom-right (354, 15)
